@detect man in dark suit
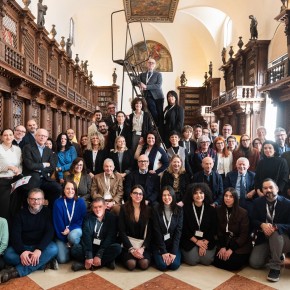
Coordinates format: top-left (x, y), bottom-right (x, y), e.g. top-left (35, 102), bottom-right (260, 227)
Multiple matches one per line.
top-left (193, 157), bottom-right (223, 206)
top-left (138, 58), bottom-right (164, 126)
top-left (22, 128), bottom-right (62, 208)
top-left (224, 157), bottom-right (256, 213)
top-left (19, 119), bottom-right (38, 149)
top-left (124, 154), bottom-right (160, 206)
top-left (249, 178), bottom-right (290, 283)
top-left (104, 102), bottom-right (117, 130)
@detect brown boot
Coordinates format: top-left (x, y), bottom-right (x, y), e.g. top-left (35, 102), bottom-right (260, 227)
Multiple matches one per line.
top-left (1, 267), bottom-right (19, 283)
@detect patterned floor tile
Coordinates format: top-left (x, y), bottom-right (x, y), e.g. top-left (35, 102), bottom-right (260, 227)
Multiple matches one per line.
top-left (214, 274), bottom-right (276, 290)
top-left (0, 276), bottom-right (42, 290)
top-left (131, 273), bottom-right (199, 290)
top-left (47, 272), bottom-right (121, 290)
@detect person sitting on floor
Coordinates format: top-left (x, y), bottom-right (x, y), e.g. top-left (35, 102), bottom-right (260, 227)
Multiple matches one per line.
top-left (2, 188), bottom-right (58, 283)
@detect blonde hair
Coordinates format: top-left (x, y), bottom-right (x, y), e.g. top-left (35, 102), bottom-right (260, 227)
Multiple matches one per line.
top-left (114, 136), bottom-right (128, 153)
top-left (167, 154), bottom-right (186, 175)
top-left (87, 131), bottom-right (105, 150)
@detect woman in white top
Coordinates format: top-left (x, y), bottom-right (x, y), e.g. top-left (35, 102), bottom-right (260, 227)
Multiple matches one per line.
top-left (0, 128), bottom-right (22, 221)
top-left (213, 136), bottom-right (232, 180)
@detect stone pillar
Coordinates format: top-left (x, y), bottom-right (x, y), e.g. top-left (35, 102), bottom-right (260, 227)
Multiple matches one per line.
top-left (76, 116), bottom-right (81, 140)
top-left (52, 108), bottom-right (59, 140)
top-left (62, 112), bottom-right (69, 131)
top-left (40, 104), bottom-right (48, 129)
top-left (3, 92), bottom-right (13, 129)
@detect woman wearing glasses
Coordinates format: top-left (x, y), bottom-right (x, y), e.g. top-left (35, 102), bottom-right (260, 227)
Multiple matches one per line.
top-left (66, 157), bottom-right (92, 208)
top-left (152, 186), bottom-right (183, 271)
top-left (233, 134), bottom-right (260, 172)
top-left (53, 181), bottom-right (86, 264)
top-left (119, 185), bottom-right (151, 270)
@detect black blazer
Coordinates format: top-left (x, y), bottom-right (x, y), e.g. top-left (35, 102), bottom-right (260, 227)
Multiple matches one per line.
top-left (22, 143), bottom-right (57, 187)
top-left (128, 111), bottom-right (153, 139)
top-left (109, 149), bottom-right (134, 174)
top-left (124, 170), bottom-right (160, 204)
top-left (83, 149), bottom-right (107, 175)
top-left (181, 202), bottom-right (217, 251)
top-left (161, 171), bottom-right (191, 203)
top-left (20, 132), bottom-right (36, 149)
top-left (152, 205), bottom-right (183, 255)
top-left (163, 105), bottom-right (184, 136)
top-left (108, 123), bottom-right (132, 150)
top-left (193, 171), bottom-right (223, 205)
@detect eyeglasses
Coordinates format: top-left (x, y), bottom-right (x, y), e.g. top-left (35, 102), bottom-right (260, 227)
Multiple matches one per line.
top-left (215, 142), bottom-right (224, 145)
top-left (253, 142), bottom-right (261, 145)
top-left (108, 106), bottom-right (115, 110)
top-left (132, 191), bottom-right (143, 196)
top-left (29, 197), bottom-right (43, 202)
top-left (38, 135), bottom-right (48, 138)
top-left (241, 139), bottom-right (250, 142)
top-left (138, 160), bottom-right (148, 163)
top-left (15, 129), bottom-right (26, 133)
top-left (148, 61), bottom-right (155, 64)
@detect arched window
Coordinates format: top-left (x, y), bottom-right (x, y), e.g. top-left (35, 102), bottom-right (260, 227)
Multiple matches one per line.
top-left (223, 16), bottom-right (232, 48)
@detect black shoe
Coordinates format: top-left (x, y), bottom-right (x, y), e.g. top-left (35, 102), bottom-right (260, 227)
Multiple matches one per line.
top-left (1, 267), bottom-right (19, 283)
top-left (71, 262), bottom-right (85, 272)
top-left (280, 254), bottom-right (285, 261)
top-left (267, 269), bottom-right (280, 282)
top-left (49, 258), bottom-right (59, 270)
top-left (107, 260), bottom-right (116, 270)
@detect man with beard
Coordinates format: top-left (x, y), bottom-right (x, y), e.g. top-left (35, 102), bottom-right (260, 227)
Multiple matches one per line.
top-left (20, 119), bottom-right (38, 149)
top-left (249, 178), bottom-right (290, 282)
top-left (98, 120), bottom-right (110, 150)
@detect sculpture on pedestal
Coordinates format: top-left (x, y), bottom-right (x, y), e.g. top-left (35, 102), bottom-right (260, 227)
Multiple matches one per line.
top-left (249, 15), bottom-right (258, 40)
top-left (37, 0), bottom-right (47, 27)
top-left (180, 71), bottom-right (187, 86)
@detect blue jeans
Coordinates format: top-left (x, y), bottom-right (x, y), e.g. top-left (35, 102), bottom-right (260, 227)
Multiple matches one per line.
top-left (153, 249), bottom-right (181, 271)
top-left (56, 228), bottom-right (82, 263)
top-left (3, 242), bottom-right (58, 277)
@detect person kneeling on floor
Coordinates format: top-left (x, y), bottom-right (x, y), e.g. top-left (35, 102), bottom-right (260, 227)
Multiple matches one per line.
top-left (2, 188), bottom-right (58, 283)
top-left (71, 197), bottom-right (121, 271)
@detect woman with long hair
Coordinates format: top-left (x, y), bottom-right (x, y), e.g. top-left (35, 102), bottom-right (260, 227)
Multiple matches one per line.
top-left (162, 90), bottom-right (184, 148)
top-left (161, 154), bottom-right (191, 206)
top-left (232, 134), bottom-right (260, 172)
top-left (53, 181), bottom-right (86, 263)
top-left (65, 157), bottom-right (92, 207)
top-left (135, 130), bottom-right (169, 175)
top-left (83, 131), bottom-right (107, 177)
top-left (56, 133), bottom-right (77, 184)
top-left (255, 140), bottom-right (288, 196)
top-left (213, 136), bottom-right (232, 180)
top-left (181, 183), bottom-right (217, 266)
top-left (152, 186), bottom-right (183, 271)
top-left (79, 134), bottom-right (88, 156)
top-left (109, 135), bottom-right (134, 179)
top-left (213, 188), bottom-right (251, 270)
top-left (128, 97), bottom-right (152, 154)
top-left (119, 185), bottom-right (151, 270)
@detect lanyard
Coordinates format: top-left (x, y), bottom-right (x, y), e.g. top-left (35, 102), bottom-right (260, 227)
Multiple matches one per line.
top-left (226, 210), bottom-right (231, 232)
top-left (64, 199), bottom-right (75, 226)
top-left (266, 200), bottom-right (277, 224)
top-left (94, 220), bottom-right (103, 238)
top-left (116, 125), bottom-right (123, 137)
top-left (162, 212), bottom-right (173, 234)
top-left (164, 105), bottom-right (175, 120)
top-left (192, 204), bottom-right (204, 230)
top-left (183, 141), bottom-right (190, 153)
top-left (146, 71), bottom-right (153, 84)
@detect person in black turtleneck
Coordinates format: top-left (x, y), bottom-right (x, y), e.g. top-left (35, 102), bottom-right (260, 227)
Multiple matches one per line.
top-left (214, 187), bottom-right (251, 271)
top-left (162, 90), bottom-right (184, 148)
top-left (249, 178), bottom-right (290, 283)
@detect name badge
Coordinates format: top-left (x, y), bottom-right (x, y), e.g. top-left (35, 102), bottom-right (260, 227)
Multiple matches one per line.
top-left (195, 230), bottom-right (204, 238)
top-left (93, 238), bottom-right (101, 245)
top-left (136, 131), bottom-right (142, 136)
top-left (164, 233), bottom-right (170, 241)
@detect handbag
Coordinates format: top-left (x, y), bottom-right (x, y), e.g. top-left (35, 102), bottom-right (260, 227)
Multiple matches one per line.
top-left (127, 224), bottom-right (148, 249)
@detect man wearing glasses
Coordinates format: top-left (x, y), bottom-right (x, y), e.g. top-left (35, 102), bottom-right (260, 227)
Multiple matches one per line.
top-left (1, 188), bottom-right (58, 283)
top-left (124, 154), bottom-right (160, 206)
top-left (137, 58), bottom-right (164, 127)
top-left (22, 128), bottom-right (62, 208)
top-left (105, 102), bottom-right (117, 130)
top-left (13, 125), bottom-right (26, 146)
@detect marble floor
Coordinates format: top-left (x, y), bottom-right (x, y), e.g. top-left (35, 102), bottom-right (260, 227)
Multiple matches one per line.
top-left (0, 260), bottom-right (290, 290)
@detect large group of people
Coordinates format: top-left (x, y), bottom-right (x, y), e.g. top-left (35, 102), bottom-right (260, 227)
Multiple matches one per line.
top-left (1, 59), bottom-right (290, 284)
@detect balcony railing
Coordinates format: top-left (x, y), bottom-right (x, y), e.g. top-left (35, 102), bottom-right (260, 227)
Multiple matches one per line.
top-left (267, 58), bottom-right (288, 84)
top-left (211, 86), bottom-right (257, 108)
